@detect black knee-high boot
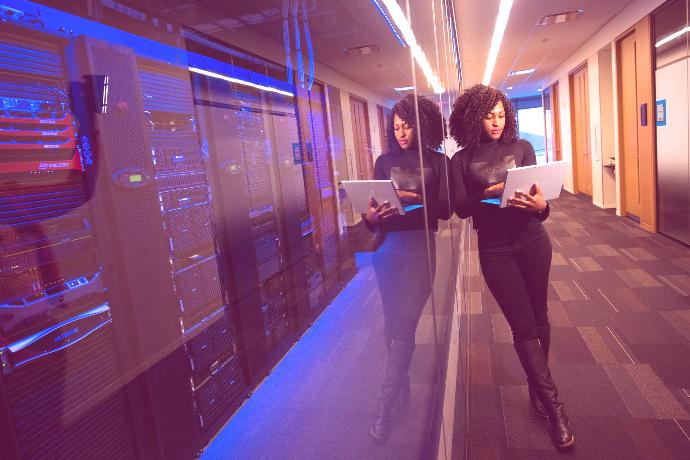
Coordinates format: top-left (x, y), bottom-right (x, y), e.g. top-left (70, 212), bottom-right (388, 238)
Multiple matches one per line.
top-left (529, 325), bottom-right (551, 418)
top-left (514, 339), bottom-right (574, 449)
top-left (370, 340), bottom-right (415, 440)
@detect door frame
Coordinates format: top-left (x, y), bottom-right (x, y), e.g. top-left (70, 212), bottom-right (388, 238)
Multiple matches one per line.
top-left (349, 95), bottom-right (373, 180)
top-left (569, 64), bottom-right (592, 195)
top-left (614, 16), bottom-right (657, 232)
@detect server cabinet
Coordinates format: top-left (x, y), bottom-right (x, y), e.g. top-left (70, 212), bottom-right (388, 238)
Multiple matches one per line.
top-left (74, 36), bottom-right (201, 458)
top-left (136, 60), bottom-right (244, 436)
top-left (294, 84), bottom-right (346, 309)
top-left (0, 28), bottom-right (137, 459)
top-left (192, 74), bottom-right (293, 382)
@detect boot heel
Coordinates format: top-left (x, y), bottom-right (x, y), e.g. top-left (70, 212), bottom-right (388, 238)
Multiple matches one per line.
top-left (514, 340), bottom-right (575, 450)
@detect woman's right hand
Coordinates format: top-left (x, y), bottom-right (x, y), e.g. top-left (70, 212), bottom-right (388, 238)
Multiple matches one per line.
top-left (483, 182), bottom-right (505, 198)
top-left (365, 197), bottom-right (398, 225)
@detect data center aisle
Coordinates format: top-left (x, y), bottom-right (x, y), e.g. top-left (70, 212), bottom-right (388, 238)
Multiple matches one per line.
top-left (202, 225), bottom-right (458, 459)
top-left (456, 192), bottom-right (690, 459)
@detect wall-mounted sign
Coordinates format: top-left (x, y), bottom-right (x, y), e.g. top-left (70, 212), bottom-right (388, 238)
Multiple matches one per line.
top-left (656, 99), bottom-right (666, 126)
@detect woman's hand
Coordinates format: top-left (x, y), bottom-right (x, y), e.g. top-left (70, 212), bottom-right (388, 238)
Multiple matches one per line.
top-left (396, 190), bottom-right (421, 204)
top-left (365, 197), bottom-right (398, 224)
top-left (507, 183), bottom-right (547, 213)
top-left (483, 182), bottom-right (505, 198)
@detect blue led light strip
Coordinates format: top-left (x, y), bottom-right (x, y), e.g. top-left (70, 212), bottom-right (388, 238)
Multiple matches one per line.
top-left (301, 0), bottom-right (315, 90)
top-left (370, 0), bottom-right (406, 47)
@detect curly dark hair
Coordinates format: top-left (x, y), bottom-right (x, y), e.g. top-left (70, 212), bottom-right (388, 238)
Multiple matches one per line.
top-left (448, 84), bottom-right (518, 148)
top-left (386, 94), bottom-right (445, 153)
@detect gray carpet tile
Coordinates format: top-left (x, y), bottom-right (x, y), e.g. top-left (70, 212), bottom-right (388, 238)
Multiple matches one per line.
top-left (459, 192), bottom-right (690, 458)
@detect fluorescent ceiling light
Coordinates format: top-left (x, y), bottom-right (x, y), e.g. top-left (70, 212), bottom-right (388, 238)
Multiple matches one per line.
top-left (370, 0), bottom-right (406, 47)
top-left (482, 0), bottom-right (514, 85)
top-left (656, 26), bottom-right (690, 48)
top-left (188, 67), bottom-right (294, 97)
top-left (507, 86), bottom-right (513, 90)
top-left (508, 68), bottom-right (535, 76)
top-left (394, 86), bottom-right (415, 91)
top-left (378, 0), bottom-right (444, 94)
top-left (537, 88), bottom-right (543, 92)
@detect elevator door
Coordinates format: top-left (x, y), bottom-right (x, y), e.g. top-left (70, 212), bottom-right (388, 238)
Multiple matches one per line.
top-left (350, 96), bottom-right (373, 179)
top-left (619, 32), bottom-right (642, 218)
top-left (570, 66), bottom-right (592, 196)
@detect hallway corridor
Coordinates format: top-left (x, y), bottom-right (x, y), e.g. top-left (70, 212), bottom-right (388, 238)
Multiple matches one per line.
top-left (458, 192), bottom-right (690, 459)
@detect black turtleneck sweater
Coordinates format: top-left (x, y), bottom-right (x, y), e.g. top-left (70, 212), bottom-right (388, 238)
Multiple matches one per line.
top-left (372, 147), bottom-right (452, 232)
top-left (451, 138), bottom-right (549, 233)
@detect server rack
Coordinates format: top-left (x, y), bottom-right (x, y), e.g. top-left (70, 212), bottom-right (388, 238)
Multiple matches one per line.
top-left (192, 74), bottom-right (293, 381)
top-left (0, 1), bottom-right (358, 456)
top-left (137, 60), bottom-right (244, 435)
top-left (74, 36), bottom-right (204, 458)
top-left (295, 84), bottom-right (344, 310)
top-left (0, 28), bottom-right (137, 459)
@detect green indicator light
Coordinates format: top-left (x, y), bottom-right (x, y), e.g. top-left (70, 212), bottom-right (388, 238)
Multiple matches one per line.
top-left (129, 174), bottom-right (143, 183)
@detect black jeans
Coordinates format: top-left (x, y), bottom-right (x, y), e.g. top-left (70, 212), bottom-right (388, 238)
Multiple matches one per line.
top-left (373, 230), bottom-right (436, 345)
top-left (477, 221), bottom-right (552, 343)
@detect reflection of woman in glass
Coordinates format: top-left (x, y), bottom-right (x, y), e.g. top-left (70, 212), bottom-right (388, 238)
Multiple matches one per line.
top-left (365, 95), bottom-right (451, 440)
top-left (449, 84), bottom-right (574, 449)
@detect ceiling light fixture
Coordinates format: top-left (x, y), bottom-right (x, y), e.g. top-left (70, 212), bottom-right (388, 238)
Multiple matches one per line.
top-left (343, 45), bottom-right (380, 56)
top-left (656, 25), bottom-right (690, 48)
top-left (507, 86), bottom-right (513, 90)
top-left (508, 68), bottom-right (535, 76)
top-left (188, 67), bottom-right (294, 97)
top-left (370, 0), bottom-right (406, 47)
top-left (482, 0), bottom-right (514, 85)
top-left (394, 86), bottom-right (415, 92)
top-left (377, 0), bottom-right (444, 94)
top-left (537, 10), bottom-right (583, 26)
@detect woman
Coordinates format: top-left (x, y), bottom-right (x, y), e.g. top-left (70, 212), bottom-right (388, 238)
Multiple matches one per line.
top-left (449, 84), bottom-right (574, 449)
top-left (365, 94), bottom-right (451, 440)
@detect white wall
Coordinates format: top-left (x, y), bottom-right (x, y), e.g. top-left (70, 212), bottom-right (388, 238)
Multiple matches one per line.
top-left (544, 0), bottom-right (666, 208)
top-left (598, 46), bottom-right (617, 208)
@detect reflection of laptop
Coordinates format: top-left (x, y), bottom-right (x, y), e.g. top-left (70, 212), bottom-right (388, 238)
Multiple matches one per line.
top-left (341, 180), bottom-right (406, 215)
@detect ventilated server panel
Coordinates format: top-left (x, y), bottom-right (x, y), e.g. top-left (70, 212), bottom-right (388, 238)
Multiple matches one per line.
top-left (0, 31), bottom-right (136, 460)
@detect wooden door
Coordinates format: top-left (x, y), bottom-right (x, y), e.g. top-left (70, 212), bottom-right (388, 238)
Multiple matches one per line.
top-left (553, 83), bottom-right (562, 161)
top-left (570, 66), bottom-right (593, 195)
top-left (377, 105), bottom-right (392, 154)
top-left (350, 96), bottom-right (373, 179)
top-left (618, 32), bottom-right (641, 218)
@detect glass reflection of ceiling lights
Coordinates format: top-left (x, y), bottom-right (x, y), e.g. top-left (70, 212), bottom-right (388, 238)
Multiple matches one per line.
top-left (656, 26), bottom-right (690, 48)
top-left (374, 0), bottom-right (445, 94)
top-left (188, 67), bottom-right (294, 97)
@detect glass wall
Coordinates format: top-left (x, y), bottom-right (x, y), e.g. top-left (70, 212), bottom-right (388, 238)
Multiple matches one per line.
top-left (0, 0), bottom-right (463, 458)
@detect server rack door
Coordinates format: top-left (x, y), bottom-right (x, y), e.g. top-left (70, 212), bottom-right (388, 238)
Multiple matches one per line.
top-left (137, 59), bottom-right (245, 437)
top-left (0, 27), bottom-right (137, 459)
top-left (294, 84), bottom-right (343, 313)
top-left (193, 74), bottom-right (296, 383)
top-left (265, 92), bottom-right (312, 329)
top-left (74, 36), bottom-right (200, 458)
